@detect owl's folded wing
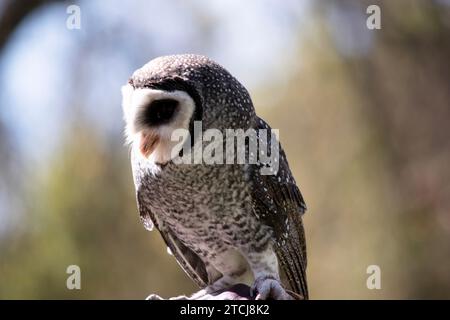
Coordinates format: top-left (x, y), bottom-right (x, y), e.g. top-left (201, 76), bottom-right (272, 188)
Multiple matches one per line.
top-left (137, 190), bottom-right (210, 288)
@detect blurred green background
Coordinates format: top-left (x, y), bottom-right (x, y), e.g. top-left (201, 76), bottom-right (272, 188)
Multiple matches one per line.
top-left (0, 0), bottom-right (449, 299)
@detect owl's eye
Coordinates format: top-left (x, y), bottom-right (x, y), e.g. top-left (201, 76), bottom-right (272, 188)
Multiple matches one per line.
top-left (145, 98), bottom-right (179, 125)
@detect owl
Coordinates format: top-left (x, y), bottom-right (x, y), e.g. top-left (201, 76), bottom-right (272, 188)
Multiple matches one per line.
top-left (121, 54), bottom-right (308, 300)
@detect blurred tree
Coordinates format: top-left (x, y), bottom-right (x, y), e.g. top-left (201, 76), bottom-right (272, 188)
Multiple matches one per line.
top-left (0, 0), bottom-right (57, 51)
top-left (344, 0), bottom-right (450, 298)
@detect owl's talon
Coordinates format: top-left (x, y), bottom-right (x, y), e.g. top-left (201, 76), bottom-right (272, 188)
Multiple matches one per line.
top-left (252, 276), bottom-right (293, 300)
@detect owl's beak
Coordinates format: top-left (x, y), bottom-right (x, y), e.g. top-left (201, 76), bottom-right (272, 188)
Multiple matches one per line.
top-left (139, 131), bottom-right (160, 158)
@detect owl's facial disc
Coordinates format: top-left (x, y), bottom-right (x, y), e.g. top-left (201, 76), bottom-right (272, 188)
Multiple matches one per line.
top-left (143, 98), bottom-right (179, 126)
top-left (138, 130), bottom-right (160, 158)
top-left (137, 98), bottom-right (178, 158)
top-left (122, 84), bottom-right (195, 163)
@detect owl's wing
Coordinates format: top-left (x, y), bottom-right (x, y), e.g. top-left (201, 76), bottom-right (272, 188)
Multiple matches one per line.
top-left (248, 118), bottom-right (308, 299)
top-left (137, 190), bottom-right (209, 288)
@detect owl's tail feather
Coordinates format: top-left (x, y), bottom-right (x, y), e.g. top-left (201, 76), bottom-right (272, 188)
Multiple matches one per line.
top-left (274, 216), bottom-right (309, 299)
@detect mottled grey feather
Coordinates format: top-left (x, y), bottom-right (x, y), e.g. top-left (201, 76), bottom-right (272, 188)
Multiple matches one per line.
top-left (137, 190), bottom-right (209, 287)
top-left (246, 117), bottom-right (308, 298)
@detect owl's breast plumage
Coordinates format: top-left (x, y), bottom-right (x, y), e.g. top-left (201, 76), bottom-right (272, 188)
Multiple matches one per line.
top-left (132, 155), bottom-right (271, 258)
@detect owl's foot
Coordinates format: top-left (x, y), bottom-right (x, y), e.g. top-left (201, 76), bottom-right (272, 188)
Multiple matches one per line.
top-left (251, 275), bottom-right (293, 300)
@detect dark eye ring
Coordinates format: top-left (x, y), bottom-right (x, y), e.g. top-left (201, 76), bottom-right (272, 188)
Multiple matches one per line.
top-left (145, 98), bottom-right (179, 125)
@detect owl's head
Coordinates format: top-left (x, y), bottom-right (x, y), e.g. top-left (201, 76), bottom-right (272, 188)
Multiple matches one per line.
top-left (121, 54), bottom-right (255, 164)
